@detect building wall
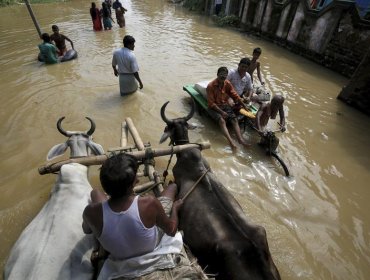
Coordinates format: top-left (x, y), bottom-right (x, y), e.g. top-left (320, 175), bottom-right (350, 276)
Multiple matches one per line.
top-left (183, 0), bottom-right (370, 114)
top-left (192, 0), bottom-right (370, 77)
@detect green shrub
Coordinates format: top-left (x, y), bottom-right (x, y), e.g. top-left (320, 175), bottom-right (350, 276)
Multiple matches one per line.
top-left (214, 15), bottom-right (240, 27)
top-left (183, 0), bottom-right (205, 12)
top-left (1, 0), bottom-right (68, 7)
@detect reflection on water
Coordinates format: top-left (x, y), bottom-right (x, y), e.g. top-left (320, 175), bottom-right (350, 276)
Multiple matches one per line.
top-left (0, 0), bottom-right (370, 279)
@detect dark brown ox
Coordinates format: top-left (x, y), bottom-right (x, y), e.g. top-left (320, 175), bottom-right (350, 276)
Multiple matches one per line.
top-left (160, 101), bottom-right (281, 280)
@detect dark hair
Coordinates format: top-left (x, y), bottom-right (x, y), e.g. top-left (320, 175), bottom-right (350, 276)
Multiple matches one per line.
top-left (239, 57), bottom-right (251, 66)
top-left (253, 47), bottom-right (262, 54)
top-left (123, 35), bottom-right (135, 47)
top-left (217, 66), bottom-right (228, 75)
top-left (102, 2), bottom-right (110, 17)
top-left (271, 95), bottom-right (284, 106)
top-left (52, 25), bottom-right (58, 30)
top-left (41, 33), bottom-right (51, 42)
top-left (100, 153), bottom-right (139, 198)
top-left (90, 3), bottom-right (97, 19)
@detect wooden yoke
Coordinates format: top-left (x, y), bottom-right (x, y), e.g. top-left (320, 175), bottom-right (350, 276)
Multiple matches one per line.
top-left (39, 118), bottom-right (210, 186)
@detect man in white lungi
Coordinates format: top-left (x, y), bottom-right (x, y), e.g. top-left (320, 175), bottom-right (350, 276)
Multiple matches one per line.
top-left (112, 35), bottom-right (143, 96)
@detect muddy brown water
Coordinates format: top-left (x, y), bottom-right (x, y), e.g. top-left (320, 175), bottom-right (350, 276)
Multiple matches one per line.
top-left (0, 0), bottom-right (369, 279)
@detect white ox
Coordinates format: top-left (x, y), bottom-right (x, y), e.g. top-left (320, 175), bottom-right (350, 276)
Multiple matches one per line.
top-left (4, 117), bottom-right (104, 280)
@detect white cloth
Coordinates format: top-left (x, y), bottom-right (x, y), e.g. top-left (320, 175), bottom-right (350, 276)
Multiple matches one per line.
top-left (227, 68), bottom-right (253, 96)
top-left (215, 0), bottom-right (222, 5)
top-left (97, 232), bottom-right (183, 280)
top-left (194, 80), bottom-right (210, 99)
top-left (112, 47), bottom-right (139, 74)
top-left (119, 74), bottom-right (138, 95)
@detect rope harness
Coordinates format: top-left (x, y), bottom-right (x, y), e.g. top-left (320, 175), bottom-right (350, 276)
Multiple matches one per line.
top-left (162, 145), bottom-right (175, 184)
top-left (181, 168), bottom-right (210, 201)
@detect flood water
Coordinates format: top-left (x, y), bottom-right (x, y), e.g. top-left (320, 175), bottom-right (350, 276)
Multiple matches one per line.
top-left (0, 0), bottom-right (369, 279)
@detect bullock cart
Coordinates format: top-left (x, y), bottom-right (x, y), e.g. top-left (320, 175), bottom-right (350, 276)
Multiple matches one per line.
top-left (159, 101), bottom-right (281, 280)
top-left (183, 83), bottom-right (290, 176)
top-left (4, 117), bottom-right (212, 280)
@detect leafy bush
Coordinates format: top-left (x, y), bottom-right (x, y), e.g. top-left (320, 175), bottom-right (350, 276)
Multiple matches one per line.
top-left (214, 15), bottom-right (240, 27)
top-left (183, 0), bottom-right (205, 12)
top-left (1, 0), bottom-right (68, 7)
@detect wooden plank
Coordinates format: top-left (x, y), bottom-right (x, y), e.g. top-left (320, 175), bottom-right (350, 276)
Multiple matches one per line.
top-left (183, 84), bottom-right (259, 118)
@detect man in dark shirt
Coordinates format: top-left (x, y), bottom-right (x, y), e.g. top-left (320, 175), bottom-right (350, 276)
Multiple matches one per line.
top-left (38, 33), bottom-right (59, 64)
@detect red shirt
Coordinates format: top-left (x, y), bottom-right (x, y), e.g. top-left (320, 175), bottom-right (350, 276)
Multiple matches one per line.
top-left (206, 78), bottom-right (242, 109)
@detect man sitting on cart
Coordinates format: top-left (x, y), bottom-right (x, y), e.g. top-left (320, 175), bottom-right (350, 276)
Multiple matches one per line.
top-left (82, 153), bottom-right (183, 278)
top-left (207, 66), bottom-right (251, 150)
top-left (227, 57), bottom-right (253, 102)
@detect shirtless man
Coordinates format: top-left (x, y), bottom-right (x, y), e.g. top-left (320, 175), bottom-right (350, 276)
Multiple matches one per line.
top-left (50, 25), bottom-right (74, 56)
top-left (247, 47), bottom-right (265, 86)
top-left (82, 153), bottom-right (183, 271)
top-left (255, 95), bottom-right (286, 134)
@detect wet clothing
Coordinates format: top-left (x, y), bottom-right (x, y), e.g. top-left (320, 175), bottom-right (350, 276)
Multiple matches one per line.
top-left (112, 47), bottom-right (140, 95)
top-left (90, 7), bottom-right (103, 31)
top-left (101, 7), bottom-right (113, 29)
top-left (102, 17), bottom-right (113, 29)
top-left (119, 74), bottom-right (138, 96)
top-left (38, 42), bottom-right (58, 64)
top-left (98, 196), bottom-right (158, 260)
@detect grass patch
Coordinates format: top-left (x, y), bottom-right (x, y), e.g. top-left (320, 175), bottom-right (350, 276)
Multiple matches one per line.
top-left (1, 0), bottom-right (69, 7)
top-left (214, 14), bottom-right (240, 27)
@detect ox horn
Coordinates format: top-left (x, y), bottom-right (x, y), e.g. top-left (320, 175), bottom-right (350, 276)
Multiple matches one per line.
top-left (56, 117), bottom-right (72, 137)
top-left (184, 98), bottom-right (195, 122)
top-left (160, 101), bottom-right (174, 125)
top-left (85, 117), bottom-right (96, 136)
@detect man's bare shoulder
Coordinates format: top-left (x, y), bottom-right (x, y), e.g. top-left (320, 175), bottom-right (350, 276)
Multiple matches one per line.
top-left (258, 102), bottom-right (269, 112)
top-left (84, 201), bottom-right (103, 214)
top-left (138, 195), bottom-right (159, 208)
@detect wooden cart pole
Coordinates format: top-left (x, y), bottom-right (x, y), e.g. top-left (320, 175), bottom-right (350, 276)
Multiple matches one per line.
top-left (124, 117), bottom-right (163, 193)
top-left (120, 121), bottom-right (128, 148)
top-left (39, 142), bottom-right (211, 175)
top-left (24, 0), bottom-right (42, 38)
top-left (125, 118), bottom-right (145, 150)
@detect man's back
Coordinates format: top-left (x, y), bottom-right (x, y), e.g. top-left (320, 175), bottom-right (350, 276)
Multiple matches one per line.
top-left (38, 43), bottom-right (58, 64)
top-left (50, 33), bottom-right (66, 50)
top-left (112, 0), bottom-right (122, 10)
top-left (112, 47), bottom-right (139, 74)
top-left (98, 196), bottom-right (158, 260)
top-left (256, 103), bottom-right (271, 129)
